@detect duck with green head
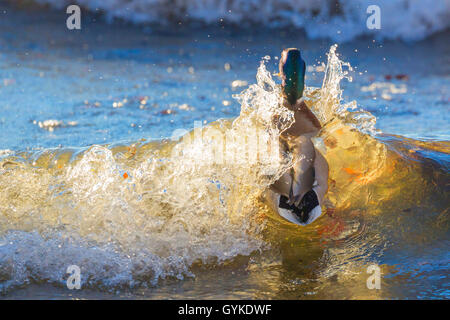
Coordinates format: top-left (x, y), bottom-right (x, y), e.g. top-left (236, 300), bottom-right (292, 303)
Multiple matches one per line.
top-left (268, 47), bottom-right (329, 226)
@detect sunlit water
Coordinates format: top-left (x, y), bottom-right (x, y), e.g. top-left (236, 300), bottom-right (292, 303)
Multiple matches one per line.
top-left (0, 4), bottom-right (449, 299)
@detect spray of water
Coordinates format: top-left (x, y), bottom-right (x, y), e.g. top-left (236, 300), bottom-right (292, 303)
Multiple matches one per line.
top-left (0, 46), bottom-right (383, 291)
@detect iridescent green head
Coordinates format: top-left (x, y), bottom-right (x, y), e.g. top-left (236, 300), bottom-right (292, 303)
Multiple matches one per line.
top-left (279, 48), bottom-right (306, 106)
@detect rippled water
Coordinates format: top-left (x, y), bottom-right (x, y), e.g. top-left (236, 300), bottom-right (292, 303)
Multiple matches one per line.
top-left (0, 3), bottom-right (449, 299)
